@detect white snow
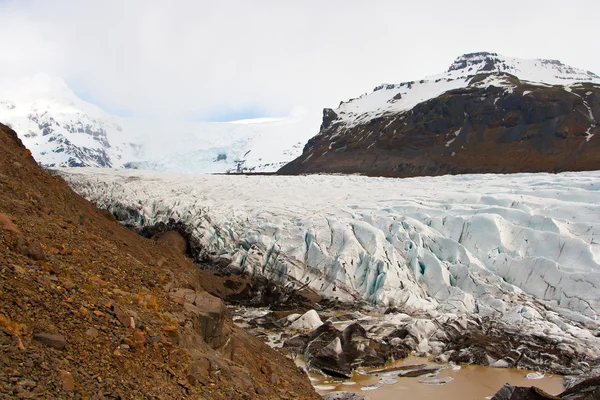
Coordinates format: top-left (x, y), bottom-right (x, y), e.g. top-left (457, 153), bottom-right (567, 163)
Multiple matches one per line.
top-left (0, 73), bottom-right (318, 172)
top-left (566, 90), bottom-right (597, 142)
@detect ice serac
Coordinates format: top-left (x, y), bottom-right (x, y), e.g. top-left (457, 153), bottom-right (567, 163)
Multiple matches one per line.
top-left (279, 52), bottom-right (600, 177)
top-left (0, 74), bottom-right (316, 173)
top-left (59, 169), bottom-right (600, 367)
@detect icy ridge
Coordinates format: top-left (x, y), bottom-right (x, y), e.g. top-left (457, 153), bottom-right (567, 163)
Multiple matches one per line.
top-left (58, 169), bottom-right (600, 330)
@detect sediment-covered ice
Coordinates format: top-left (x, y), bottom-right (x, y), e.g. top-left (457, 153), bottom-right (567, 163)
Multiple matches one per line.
top-left (58, 169), bottom-right (600, 358)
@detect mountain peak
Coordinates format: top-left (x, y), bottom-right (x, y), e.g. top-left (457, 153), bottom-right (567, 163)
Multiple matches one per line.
top-left (445, 52), bottom-right (600, 84)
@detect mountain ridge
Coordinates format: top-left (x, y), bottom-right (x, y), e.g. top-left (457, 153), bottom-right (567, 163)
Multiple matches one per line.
top-left (0, 74), bottom-right (315, 173)
top-left (279, 52), bottom-right (600, 177)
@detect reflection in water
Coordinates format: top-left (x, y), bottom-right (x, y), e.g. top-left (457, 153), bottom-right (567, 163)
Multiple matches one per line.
top-left (308, 356), bottom-right (564, 400)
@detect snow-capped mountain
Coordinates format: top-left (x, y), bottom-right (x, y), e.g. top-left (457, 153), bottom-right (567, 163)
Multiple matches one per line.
top-left (280, 52), bottom-right (600, 176)
top-left (0, 73), bottom-right (317, 172)
top-left (0, 74), bottom-right (140, 167)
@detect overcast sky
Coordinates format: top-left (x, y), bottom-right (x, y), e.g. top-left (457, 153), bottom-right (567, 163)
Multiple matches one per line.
top-left (0, 0), bottom-right (598, 121)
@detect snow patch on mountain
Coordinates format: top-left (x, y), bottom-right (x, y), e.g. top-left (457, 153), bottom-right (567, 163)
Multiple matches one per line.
top-left (333, 52), bottom-right (600, 128)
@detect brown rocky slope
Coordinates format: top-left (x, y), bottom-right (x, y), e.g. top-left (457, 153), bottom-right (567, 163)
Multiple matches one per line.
top-left (280, 73), bottom-right (600, 177)
top-left (0, 122), bottom-right (319, 399)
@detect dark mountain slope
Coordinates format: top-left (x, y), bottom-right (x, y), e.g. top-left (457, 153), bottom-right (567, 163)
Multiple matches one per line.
top-left (280, 54), bottom-right (600, 177)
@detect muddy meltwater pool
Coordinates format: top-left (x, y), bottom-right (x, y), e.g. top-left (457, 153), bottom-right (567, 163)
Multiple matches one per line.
top-left (305, 356), bottom-right (564, 400)
top-left (232, 307), bottom-right (565, 399)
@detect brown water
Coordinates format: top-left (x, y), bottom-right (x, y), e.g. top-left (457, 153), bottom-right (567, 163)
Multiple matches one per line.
top-left (308, 357), bottom-right (564, 400)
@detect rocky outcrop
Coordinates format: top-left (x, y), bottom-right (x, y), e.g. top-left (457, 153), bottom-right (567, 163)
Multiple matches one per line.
top-left (280, 54), bottom-right (600, 177)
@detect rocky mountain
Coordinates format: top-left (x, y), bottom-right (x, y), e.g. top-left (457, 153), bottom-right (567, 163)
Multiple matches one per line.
top-left (279, 52), bottom-right (600, 177)
top-left (0, 122), bottom-right (319, 399)
top-left (0, 74), bottom-right (315, 173)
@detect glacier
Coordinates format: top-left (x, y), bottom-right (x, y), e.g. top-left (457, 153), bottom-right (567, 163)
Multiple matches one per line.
top-left (57, 169), bottom-right (600, 364)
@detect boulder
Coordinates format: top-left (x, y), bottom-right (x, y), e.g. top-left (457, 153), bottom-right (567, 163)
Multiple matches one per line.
top-left (491, 376), bottom-right (600, 400)
top-left (289, 310), bottom-right (323, 331)
top-left (33, 332), bottom-right (66, 350)
top-left (310, 337), bottom-right (351, 378)
top-left (284, 321), bottom-right (406, 378)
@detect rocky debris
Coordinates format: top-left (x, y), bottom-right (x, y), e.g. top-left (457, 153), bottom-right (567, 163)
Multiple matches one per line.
top-left (152, 230), bottom-right (188, 255)
top-left (284, 321), bottom-right (408, 378)
top-left (0, 122), bottom-right (321, 399)
top-left (492, 385), bottom-right (558, 400)
top-left (224, 274), bottom-right (320, 311)
top-left (435, 318), bottom-right (590, 374)
top-left (32, 332), bottom-right (66, 350)
top-left (560, 376), bottom-right (600, 399)
top-left (169, 287), bottom-right (228, 348)
top-left (491, 376), bottom-right (600, 399)
top-left (322, 392), bottom-right (367, 400)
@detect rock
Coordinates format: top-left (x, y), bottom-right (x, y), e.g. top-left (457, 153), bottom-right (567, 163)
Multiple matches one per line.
top-left (85, 327), bottom-right (99, 338)
top-left (153, 231), bottom-right (188, 255)
top-left (0, 213), bottom-right (20, 234)
top-left (285, 321), bottom-right (402, 378)
top-left (113, 305), bottom-right (135, 329)
top-left (310, 337), bottom-right (352, 378)
top-left (289, 309), bottom-right (323, 331)
top-left (25, 240), bottom-right (46, 261)
top-left (181, 291), bottom-right (228, 348)
top-left (58, 370), bottom-right (75, 391)
top-left (132, 331), bottom-right (146, 345)
top-left (322, 392), bottom-right (366, 400)
top-left (12, 235), bottom-right (46, 261)
top-left (491, 384), bottom-right (557, 400)
top-left (492, 376), bottom-right (600, 400)
top-left (373, 363), bottom-right (441, 378)
top-left (33, 332), bottom-right (66, 350)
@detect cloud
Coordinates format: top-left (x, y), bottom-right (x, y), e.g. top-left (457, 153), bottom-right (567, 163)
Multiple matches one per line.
top-left (0, 0), bottom-right (598, 121)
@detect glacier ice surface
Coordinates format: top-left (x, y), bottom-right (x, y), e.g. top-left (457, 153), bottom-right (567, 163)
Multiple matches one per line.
top-left (58, 169), bottom-right (600, 358)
